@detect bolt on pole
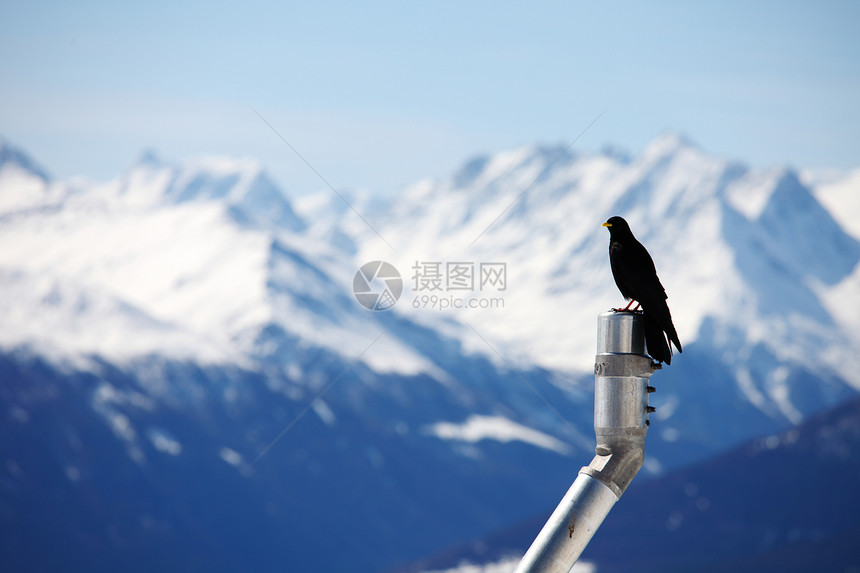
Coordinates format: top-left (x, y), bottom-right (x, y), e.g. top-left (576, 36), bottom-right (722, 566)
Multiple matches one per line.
top-left (514, 311), bottom-right (659, 573)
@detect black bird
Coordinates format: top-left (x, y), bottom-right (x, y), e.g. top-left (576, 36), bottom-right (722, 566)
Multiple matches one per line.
top-left (602, 216), bottom-right (682, 364)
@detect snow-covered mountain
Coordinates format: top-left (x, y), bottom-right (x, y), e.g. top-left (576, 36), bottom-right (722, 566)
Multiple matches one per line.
top-left (353, 133), bottom-right (860, 424)
top-left (1, 134), bottom-right (858, 572)
top-left (0, 146), bottom-right (437, 376)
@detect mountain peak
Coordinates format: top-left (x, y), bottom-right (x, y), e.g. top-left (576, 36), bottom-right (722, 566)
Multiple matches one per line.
top-left (600, 143), bottom-right (632, 163)
top-left (642, 131), bottom-right (699, 159)
top-left (156, 155), bottom-right (306, 232)
top-left (135, 148), bottom-right (164, 168)
top-left (0, 137), bottom-right (51, 182)
top-left (756, 168), bottom-right (860, 285)
top-left (452, 155), bottom-right (490, 188)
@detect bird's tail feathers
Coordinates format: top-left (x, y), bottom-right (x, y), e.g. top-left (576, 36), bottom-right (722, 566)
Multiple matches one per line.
top-left (643, 312), bottom-right (672, 365)
top-left (666, 324), bottom-right (682, 354)
top-left (643, 299), bottom-right (682, 354)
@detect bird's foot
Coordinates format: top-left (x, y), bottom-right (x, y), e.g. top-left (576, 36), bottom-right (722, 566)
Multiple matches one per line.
top-left (611, 301), bottom-right (639, 312)
top-left (610, 306), bottom-right (644, 314)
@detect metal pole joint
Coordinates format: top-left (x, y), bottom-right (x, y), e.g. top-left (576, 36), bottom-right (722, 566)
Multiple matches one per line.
top-left (514, 311), bottom-right (655, 573)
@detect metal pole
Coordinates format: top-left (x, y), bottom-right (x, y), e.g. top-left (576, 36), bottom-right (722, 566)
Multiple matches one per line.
top-left (514, 311), bottom-right (657, 573)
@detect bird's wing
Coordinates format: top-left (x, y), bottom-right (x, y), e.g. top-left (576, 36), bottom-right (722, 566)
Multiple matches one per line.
top-left (616, 239), bottom-right (667, 304)
top-left (626, 240), bottom-right (682, 354)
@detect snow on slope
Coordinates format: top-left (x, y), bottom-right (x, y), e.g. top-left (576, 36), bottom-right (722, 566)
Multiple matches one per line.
top-left (0, 138), bottom-right (53, 212)
top-left (418, 557), bottom-right (595, 573)
top-left (425, 414), bottom-right (571, 455)
top-left (0, 266), bottom-right (233, 364)
top-left (801, 167), bottom-right (860, 354)
top-left (0, 140), bottom-right (433, 375)
top-left (802, 167), bottom-right (860, 240)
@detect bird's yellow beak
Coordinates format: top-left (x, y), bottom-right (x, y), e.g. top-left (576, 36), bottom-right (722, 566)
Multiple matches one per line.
top-left (601, 222), bottom-right (612, 227)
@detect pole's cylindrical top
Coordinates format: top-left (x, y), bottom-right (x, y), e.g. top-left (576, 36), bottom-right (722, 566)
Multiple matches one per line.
top-left (596, 311), bottom-right (644, 355)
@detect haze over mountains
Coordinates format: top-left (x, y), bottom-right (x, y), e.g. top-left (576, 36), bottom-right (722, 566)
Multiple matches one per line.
top-left (0, 133), bottom-right (857, 572)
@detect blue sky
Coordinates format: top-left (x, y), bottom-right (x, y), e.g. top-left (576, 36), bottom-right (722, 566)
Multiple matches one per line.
top-left (1, 1), bottom-right (858, 197)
